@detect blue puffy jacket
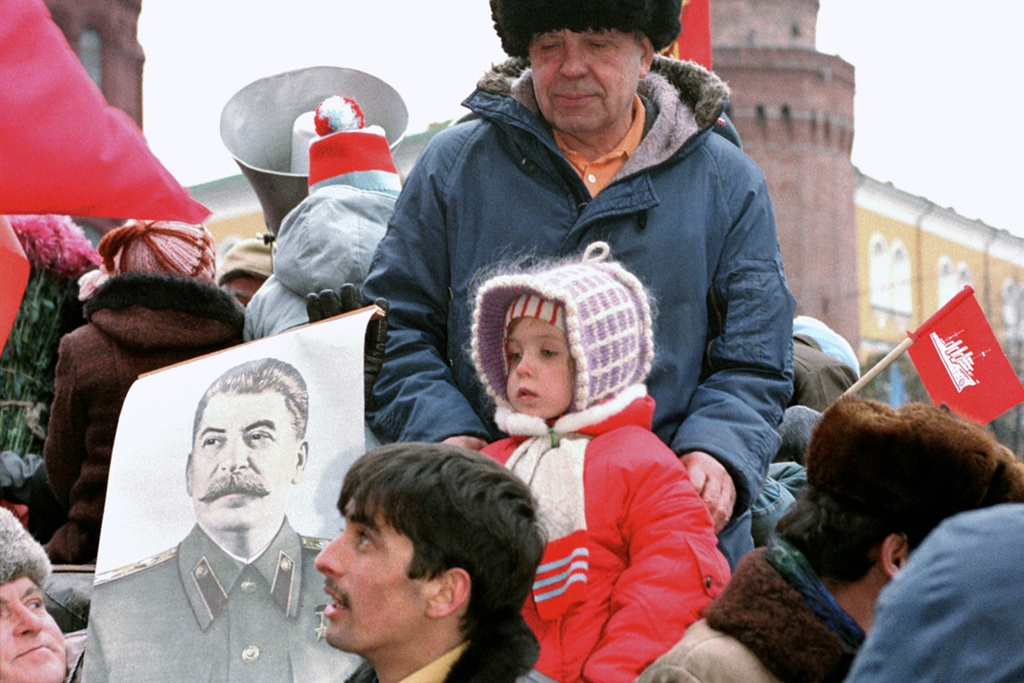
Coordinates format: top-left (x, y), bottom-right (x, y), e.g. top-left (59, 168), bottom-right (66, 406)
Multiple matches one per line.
top-left (362, 56), bottom-right (795, 563)
top-left (845, 504), bottom-right (1024, 683)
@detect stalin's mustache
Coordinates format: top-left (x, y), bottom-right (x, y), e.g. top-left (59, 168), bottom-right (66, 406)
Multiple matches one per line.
top-left (198, 471), bottom-right (270, 502)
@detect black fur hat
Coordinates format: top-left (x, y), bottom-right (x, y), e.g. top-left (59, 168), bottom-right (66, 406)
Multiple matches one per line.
top-left (490, 0), bottom-right (683, 58)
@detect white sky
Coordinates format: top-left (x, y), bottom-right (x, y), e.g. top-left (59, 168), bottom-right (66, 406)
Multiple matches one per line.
top-left (138, 0), bottom-right (1024, 236)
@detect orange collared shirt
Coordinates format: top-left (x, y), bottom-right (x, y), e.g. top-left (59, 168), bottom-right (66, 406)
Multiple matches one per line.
top-left (553, 94), bottom-right (646, 197)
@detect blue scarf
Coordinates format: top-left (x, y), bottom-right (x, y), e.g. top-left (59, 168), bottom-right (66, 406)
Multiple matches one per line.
top-left (764, 537), bottom-right (866, 650)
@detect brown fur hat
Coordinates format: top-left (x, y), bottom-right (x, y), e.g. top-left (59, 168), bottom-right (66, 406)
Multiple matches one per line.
top-left (490, 0), bottom-right (683, 58)
top-left (806, 397), bottom-right (1024, 539)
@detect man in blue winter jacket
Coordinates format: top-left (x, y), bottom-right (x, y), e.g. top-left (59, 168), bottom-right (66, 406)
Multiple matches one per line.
top-left (359, 0), bottom-right (795, 566)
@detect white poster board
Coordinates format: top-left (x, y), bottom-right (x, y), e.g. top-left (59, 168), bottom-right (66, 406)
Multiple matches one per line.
top-left (84, 309), bottom-right (377, 682)
top-left (95, 307), bottom-right (376, 572)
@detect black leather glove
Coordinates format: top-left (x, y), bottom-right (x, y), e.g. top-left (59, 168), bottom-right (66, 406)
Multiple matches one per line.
top-left (305, 287), bottom-right (345, 324)
top-left (306, 283), bottom-right (389, 404)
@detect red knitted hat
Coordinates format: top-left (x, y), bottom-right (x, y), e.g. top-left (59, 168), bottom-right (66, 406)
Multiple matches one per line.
top-left (97, 220), bottom-right (216, 283)
top-left (306, 95), bottom-right (400, 195)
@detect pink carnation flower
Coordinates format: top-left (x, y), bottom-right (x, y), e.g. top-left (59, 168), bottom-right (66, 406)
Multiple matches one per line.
top-left (8, 214), bottom-right (101, 280)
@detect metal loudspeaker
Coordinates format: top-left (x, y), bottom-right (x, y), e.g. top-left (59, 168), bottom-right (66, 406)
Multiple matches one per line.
top-left (219, 66), bottom-right (408, 234)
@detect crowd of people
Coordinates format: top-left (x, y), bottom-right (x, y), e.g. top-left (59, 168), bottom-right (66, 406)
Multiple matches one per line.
top-left (4, 0), bottom-right (1024, 681)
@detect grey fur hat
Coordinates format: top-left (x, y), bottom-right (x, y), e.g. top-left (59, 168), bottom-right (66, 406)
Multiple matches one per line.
top-left (0, 506), bottom-right (51, 587)
top-left (490, 0), bottom-right (683, 58)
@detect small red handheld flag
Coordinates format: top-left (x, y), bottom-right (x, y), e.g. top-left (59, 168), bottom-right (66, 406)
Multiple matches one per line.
top-left (907, 286), bottom-right (1024, 424)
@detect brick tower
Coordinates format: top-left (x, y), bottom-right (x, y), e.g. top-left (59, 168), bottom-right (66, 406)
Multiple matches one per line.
top-left (44, 0), bottom-right (144, 128)
top-left (711, 0), bottom-right (859, 346)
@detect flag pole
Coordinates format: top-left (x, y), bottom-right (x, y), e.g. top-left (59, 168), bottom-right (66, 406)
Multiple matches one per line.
top-left (844, 285), bottom-right (976, 398)
top-left (843, 337), bottom-right (914, 397)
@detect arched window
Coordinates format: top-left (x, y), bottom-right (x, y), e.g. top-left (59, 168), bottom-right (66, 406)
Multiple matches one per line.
top-left (891, 241), bottom-right (912, 317)
top-left (957, 262), bottom-right (974, 290)
top-left (937, 256), bottom-right (957, 306)
top-left (1002, 279), bottom-right (1020, 342)
top-left (869, 234), bottom-right (890, 313)
top-left (79, 27), bottom-right (103, 89)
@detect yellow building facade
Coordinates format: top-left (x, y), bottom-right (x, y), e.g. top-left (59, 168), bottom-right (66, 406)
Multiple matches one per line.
top-left (856, 172), bottom-right (1024, 362)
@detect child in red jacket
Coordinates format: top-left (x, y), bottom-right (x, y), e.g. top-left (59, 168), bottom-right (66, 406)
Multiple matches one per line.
top-left (470, 241), bottom-right (731, 683)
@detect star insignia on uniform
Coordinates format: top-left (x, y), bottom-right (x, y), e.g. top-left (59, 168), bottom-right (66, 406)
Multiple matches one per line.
top-left (315, 604), bottom-right (328, 642)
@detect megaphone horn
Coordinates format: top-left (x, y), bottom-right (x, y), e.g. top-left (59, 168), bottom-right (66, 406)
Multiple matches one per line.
top-left (219, 66), bottom-right (409, 234)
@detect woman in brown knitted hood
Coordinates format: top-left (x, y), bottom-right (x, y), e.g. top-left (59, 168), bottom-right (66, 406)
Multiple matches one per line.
top-left (43, 220), bottom-right (245, 564)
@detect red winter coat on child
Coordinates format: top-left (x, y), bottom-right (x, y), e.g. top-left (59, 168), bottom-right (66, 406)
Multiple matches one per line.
top-left (483, 391), bottom-right (731, 683)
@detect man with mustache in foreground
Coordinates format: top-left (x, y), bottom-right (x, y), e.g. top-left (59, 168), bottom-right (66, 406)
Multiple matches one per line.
top-left (84, 358), bottom-right (357, 682)
top-left (315, 442), bottom-right (554, 683)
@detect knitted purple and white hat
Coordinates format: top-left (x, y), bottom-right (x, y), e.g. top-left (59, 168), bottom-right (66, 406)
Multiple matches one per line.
top-left (471, 241), bottom-right (654, 412)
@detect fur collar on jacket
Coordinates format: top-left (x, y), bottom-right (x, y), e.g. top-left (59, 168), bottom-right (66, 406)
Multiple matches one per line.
top-left (345, 613), bottom-right (540, 683)
top-left (703, 549), bottom-right (855, 683)
top-left (475, 55), bottom-right (728, 130)
top-left (473, 55), bottom-right (730, 172)
top-left (84, 271), bottom-right (245, 328)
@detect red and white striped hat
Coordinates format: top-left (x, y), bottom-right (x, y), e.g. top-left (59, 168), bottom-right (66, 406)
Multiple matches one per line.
top-left (503, 293), bottom-right (566, 334)
top-left (306, 95), bottom-right (400, 196)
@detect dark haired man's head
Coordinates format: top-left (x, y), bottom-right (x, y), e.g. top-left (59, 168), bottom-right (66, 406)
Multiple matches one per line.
top-left (315, 442), bottom-right (544, 674)
top-left (776, 487), bottom-right (902, 583)
top-left (340, 442), bottom-right (543, 632)
top-left (779, 397), bottom-right (1024, 585)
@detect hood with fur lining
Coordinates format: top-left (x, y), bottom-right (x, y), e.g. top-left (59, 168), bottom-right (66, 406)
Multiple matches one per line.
top-left (473, 55), bottom-right (730, 171)
top-left (84, 271), bottom-right (244, 352)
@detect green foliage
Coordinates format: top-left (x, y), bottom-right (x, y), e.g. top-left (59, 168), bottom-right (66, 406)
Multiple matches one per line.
top-left (1, 268), bottom-right (67, 456)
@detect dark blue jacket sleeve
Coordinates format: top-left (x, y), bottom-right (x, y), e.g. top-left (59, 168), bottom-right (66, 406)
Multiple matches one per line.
top-left (670, 149), bottom-right (795, 516)
top-left (361, 129), bottom-right (490, 443)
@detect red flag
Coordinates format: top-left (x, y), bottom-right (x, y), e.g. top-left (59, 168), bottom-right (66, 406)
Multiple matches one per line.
top-left (0, 216), bottom-right (31, 354)
top-left (906, 286), bottom-right (1024, 424)
top-left (0, 0), bottom-right (209, 223)
top-left (663, 0), bottom-right (713, 70)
